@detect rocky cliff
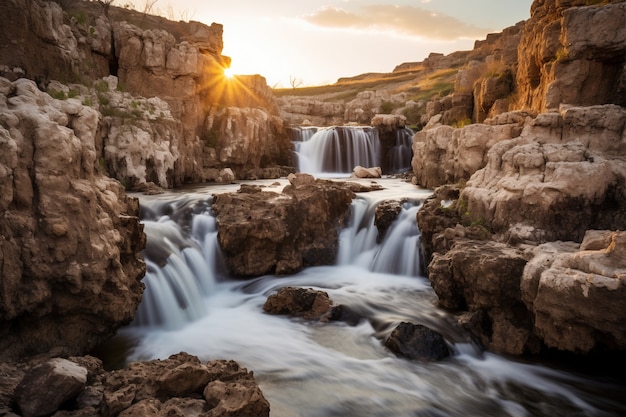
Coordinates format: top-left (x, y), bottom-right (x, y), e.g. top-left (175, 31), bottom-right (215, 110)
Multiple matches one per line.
top-left (0, 0), bottom-right (292, 188)
top-left (414, 0), bottom-right (626, 356)
top-left (0, 77), bottom-right (145, 361)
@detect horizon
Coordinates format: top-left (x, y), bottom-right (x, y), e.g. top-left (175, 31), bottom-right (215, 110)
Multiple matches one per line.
top-left (123, 0), bottom-right (533, 87)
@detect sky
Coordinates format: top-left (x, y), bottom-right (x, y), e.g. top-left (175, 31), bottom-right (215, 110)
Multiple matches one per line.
top-left (127, 0), bottom-right (534, 87)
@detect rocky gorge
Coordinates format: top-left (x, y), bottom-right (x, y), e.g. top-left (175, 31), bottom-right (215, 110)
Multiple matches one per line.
top-left (0, 0), bottom-right (625, 416)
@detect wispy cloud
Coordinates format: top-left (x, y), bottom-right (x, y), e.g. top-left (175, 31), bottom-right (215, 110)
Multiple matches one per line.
top-left (301, 5), bottom-right (489, 40)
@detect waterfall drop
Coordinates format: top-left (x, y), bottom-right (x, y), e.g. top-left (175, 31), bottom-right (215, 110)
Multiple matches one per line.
top-left (293, 126), bottom-right (381, 175)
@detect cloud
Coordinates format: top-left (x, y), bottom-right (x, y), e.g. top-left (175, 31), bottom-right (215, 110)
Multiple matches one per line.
top-left (302, 5), bottom-right (489, 40)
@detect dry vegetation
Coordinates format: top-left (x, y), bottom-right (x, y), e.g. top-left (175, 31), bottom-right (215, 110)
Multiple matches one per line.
top-left (274, 67), bottom-right (458, 104)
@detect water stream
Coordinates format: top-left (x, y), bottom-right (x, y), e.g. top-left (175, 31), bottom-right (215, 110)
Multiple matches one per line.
top-left (114, 179), bottom-right (625, 417)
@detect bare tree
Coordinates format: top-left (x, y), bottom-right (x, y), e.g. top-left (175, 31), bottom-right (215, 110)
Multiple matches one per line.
top-left (289, 75), bottom-right (303, 89)
top-left (142, 0), bottom-right (159, 15)
top-left (99, 0), bottom-right (115, 16)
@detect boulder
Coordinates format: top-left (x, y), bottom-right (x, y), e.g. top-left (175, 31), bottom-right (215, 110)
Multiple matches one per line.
top-left (521, 231), bottom-right (626, 353)
top-left (212, 174), bottom-right (355, 276)
top-left (15, 358), bottom-right (88, 417)
top-left (374, 200), bottom-right (403, 243)
top-left (263, 287), bottom-right (332, 320)
top-left (384, 322), bottom-right (450, 362)
top-left (351, 165), bottom-right (382, 178)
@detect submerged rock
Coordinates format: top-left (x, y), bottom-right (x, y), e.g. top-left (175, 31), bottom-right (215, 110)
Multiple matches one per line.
top-left (384, 322), bottom-right (450, 362)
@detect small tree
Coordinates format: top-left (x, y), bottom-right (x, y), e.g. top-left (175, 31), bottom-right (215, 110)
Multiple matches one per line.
top-left (289, 75), bottom-right (303, 89)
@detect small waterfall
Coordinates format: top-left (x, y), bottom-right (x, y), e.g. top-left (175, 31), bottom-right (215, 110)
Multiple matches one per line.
top-left (338, 197), bottom-right (421, 276)
top-left (133, 198), bottom-right (223, 329)
top-left (387, 127), bottom-right (414, 173)
top-left (293, 126), bottom-right (381, 175)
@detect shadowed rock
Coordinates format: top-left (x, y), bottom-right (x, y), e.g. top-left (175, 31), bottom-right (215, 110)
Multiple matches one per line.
top-left (385, 322), bottom-right (450, 362)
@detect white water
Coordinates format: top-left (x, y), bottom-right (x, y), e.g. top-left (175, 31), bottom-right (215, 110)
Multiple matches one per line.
top-left (114, 180), bottom-right (625, 417)
top-left (294, 126), bottom-right (381, 175)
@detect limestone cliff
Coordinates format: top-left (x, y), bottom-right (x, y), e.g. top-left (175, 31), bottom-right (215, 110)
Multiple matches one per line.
top-left (0, 78), bottom-right (145, 361)
top-left (0, 0), bottom-right (292, 188)
top-left (413, 0), bottom-right (626, 356)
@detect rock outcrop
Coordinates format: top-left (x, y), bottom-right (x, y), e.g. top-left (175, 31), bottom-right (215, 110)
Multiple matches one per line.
top-left (516, 0), bottom-right (626, 111)
top-left (1, 353), bottom-right (270, 417)
top-left (414, 1), bottom-right (626, 359)
top-left (0, 0), bottom-right (292, 187)
top-left (0, 77), bottom-right (145, 361)
top-left (212, 174), bottom-right (355, 276)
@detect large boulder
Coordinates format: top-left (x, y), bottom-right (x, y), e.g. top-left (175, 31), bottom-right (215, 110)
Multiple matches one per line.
top-left (15, 358), bottom-right (88, 417)
top-left (0, 78), bottom-right (145, 361)
top-left (212, 174), bottom-right (355, 276)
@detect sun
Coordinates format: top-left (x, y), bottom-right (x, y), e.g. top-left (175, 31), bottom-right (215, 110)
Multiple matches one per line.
top-left (223, 67), bottom-right (234, 79)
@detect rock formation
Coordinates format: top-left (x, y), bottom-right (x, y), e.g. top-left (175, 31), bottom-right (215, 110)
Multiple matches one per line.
top-left (212, 174), bottom-right (355, 276)
top-left (1, 353), bottom-right (270, 417)
top-left (263, 287), bottom-right (333, 320)
top-left (414, 0), bottom-right (626, 356)
top-left (0, 0), bottom-right (292, 187)
top-left (0, 77), bottom-right (145, 361)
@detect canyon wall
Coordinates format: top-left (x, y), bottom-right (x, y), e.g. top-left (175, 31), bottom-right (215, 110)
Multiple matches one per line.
top-left (414, 0), bottom-right (626, 356)
top-left (0, 78), bottom-right (145, 361)
top-left (0, 0), bottom-right (292, 188)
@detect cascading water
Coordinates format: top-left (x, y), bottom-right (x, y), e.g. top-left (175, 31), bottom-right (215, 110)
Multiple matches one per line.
top-left (293, 126), bottom-right (381, 175)
top-left (113, 180), bottom-right (625, 417)
top-left (387, 127), bottom-right (414, 173)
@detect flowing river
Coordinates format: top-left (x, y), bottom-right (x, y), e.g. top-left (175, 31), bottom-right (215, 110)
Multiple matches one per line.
top-left (108, 179), bottom-right (625, 417)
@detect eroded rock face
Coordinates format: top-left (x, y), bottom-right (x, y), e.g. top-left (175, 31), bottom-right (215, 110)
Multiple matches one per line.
top-left (462, 105), bottom-right (626, 243)
top-left (521, 231), bottom-right (626, 353)
top-left (516, 0), bottom-right (626, 111)
top-left (212, 174), bottom-right (355, 276)
top-left (0, 78), bottom-right (145, 361)
top-left (411, 112), bottom-right (531, 188)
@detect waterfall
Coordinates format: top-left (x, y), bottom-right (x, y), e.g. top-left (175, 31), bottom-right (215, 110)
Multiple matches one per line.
top-left (338, 197), bottom-right (421, 276)
top-left (133, 197), bottom-right (224, 329)
top-left (387, 127), bottom-right (414, 174)
top-left (133, 188), bottom-right (423, 328)
top-left (293, 126), bottom-right (381, 175)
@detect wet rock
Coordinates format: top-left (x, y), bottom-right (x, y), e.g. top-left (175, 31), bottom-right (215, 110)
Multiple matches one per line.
top-left (15, 358), bottom-right (88, 417)
top-left (212, 173), bottom-right (354, 276)
top-left (428, 239), bottom-right (534, 355)
top-left (384, 322), bottom-right (450, 362)
top-left (263, 287), bottom-right (332, 320)
top-left (374, 200), bottom-right (403, 243)
top-left (324, 304), bottom-right (364, 326)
